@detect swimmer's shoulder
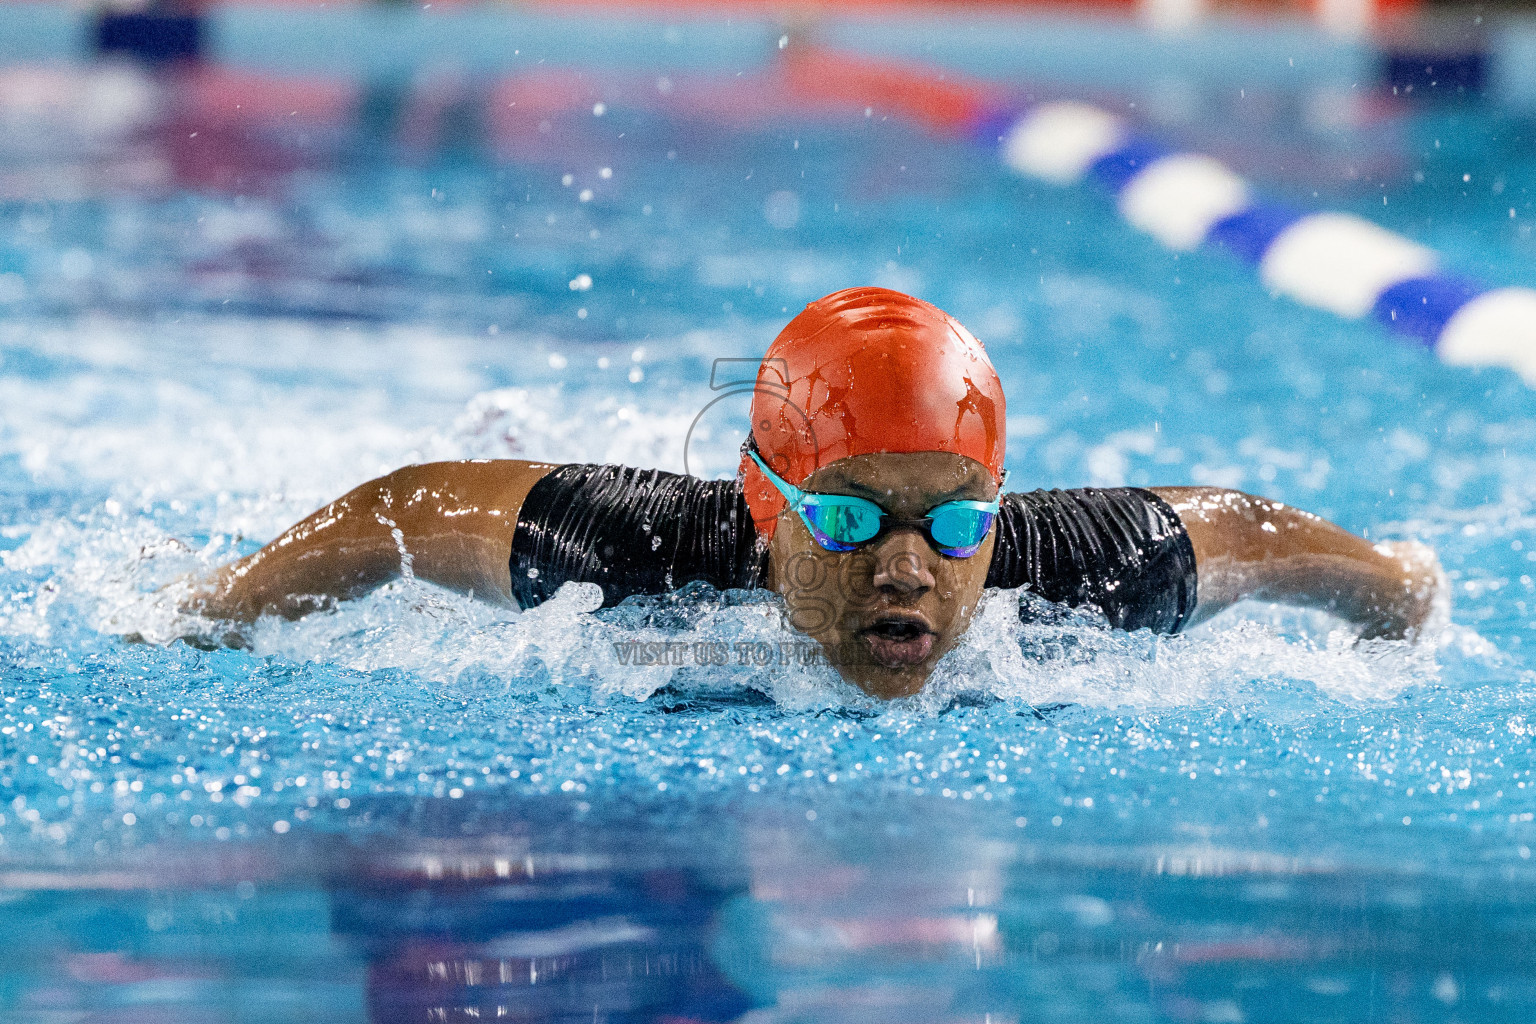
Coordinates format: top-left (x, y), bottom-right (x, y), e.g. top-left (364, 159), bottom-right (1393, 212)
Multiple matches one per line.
top-left (380, 460), bottom-right (565, 530)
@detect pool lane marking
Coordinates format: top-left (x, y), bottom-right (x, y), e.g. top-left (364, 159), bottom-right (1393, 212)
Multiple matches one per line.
top-left (995, 98), bottom-right (1536, 384)
top-left (1117, 154), bottom-right (1251, 251)
top-left (999, 101), bottom-right (1122, 186)
top-left (1261, 212), bottom-right (1437, 319)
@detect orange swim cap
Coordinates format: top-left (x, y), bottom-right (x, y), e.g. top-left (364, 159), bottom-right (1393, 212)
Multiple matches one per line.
top-left (739, 287), bottom-right (1007, 540)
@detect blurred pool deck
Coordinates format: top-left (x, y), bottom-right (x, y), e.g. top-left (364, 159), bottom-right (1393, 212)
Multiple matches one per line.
top-left (3, 0), bottom-right (1535, 105)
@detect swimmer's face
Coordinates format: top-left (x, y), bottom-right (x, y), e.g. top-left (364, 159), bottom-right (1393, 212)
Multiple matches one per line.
top-left (766, 451), bottom-right (999, 699)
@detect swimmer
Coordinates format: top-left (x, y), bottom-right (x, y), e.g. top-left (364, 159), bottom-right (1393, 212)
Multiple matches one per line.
top-left (183, 288), bottom-right (1442, 698)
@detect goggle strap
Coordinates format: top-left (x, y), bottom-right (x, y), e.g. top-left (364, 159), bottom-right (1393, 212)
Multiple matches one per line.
top-left (749, 448), bottom-right (805, 509)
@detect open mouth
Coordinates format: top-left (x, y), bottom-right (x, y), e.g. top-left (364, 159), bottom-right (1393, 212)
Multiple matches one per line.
top-left (859, 616), bottom-right (936, 669)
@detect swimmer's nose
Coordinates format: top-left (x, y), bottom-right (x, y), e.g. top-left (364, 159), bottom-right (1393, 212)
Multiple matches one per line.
top-left (870, 531), bottom-right (936, 596)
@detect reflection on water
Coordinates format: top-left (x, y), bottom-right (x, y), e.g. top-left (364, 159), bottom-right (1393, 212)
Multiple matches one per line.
top-left (331, 840), bottom-right (754, 1023)
top-left (7, 807), bottom-right (1536, 1023)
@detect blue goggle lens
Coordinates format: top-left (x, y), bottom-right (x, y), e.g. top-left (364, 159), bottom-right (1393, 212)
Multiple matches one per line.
top-left (929, 507), bottom-right (996, 553)
top-left (802, 502), bottom-right (883, 550)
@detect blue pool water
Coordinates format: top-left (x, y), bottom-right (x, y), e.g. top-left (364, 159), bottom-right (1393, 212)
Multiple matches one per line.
top-left (4, 20), bottom-right (1536, 1021)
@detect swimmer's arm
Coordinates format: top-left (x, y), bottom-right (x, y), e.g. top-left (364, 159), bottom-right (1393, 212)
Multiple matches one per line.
top-left (184, 460), bottom-right (559, 622)
top-left (1149, 487), bottom-right (1442, 640)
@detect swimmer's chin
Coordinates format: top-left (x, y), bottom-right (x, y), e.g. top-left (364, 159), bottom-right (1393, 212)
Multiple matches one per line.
top-left (838, 658), bottom-right (940, 700)
top-left (831, 633), bottom-right (948, 700)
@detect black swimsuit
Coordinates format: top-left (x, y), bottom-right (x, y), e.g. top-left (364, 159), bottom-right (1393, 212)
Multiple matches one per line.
top-left (510, 464), bottom-right (1197, 634)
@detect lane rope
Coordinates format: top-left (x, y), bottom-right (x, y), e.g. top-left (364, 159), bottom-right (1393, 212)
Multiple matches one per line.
top-left (786, 46), bottom-right (1536, 385)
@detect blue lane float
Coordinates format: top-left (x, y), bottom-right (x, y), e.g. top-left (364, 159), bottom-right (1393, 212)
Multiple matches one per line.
top-left (984, 99), bottom-right (1536, 384)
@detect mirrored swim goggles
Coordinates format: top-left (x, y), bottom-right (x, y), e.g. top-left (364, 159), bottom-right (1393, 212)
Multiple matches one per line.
top-left (748, 448), bottom-right (1008, 558)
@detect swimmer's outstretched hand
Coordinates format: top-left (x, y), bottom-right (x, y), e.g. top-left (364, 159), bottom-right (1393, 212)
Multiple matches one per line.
top-left (1362, 538), bottom-right (1448, 642)
top-left (175, 561), bottom-right (339, 625)
top-left (1154, 487), bottom-right (1447, 644)
top-left (120, 571), bottom-right (255, 649)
